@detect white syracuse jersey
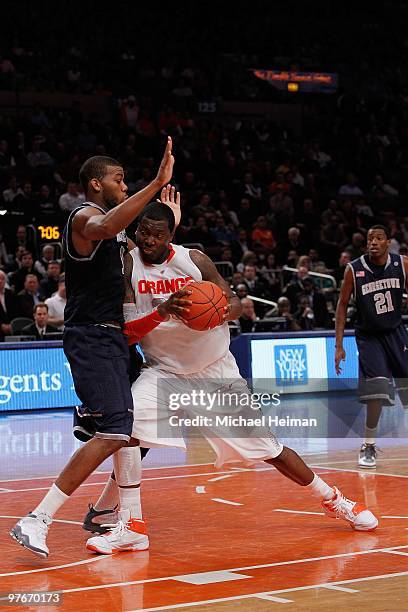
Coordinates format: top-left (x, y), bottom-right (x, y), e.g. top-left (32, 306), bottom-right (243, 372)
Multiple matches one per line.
top-left (129, 244), bottom-right (230, 374)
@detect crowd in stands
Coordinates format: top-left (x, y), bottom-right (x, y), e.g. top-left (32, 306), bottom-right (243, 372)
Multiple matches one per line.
top-left (1, 2), bottom-right (408, 338)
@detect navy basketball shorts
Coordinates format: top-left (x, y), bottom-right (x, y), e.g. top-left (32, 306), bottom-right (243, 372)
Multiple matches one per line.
top-left (356, 323), bottom-right (408, 407)
top-left (63, 324), bottom-right (134, 441)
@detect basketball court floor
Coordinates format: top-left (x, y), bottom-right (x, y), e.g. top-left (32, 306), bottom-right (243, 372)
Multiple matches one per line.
top-left (1, 398), bottom-right (407, 611)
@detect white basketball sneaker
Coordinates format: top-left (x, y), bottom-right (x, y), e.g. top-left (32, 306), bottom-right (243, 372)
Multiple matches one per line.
top-left (358, 443), bottom-right (377, 468)
top-left (322, 487), bottom-right (378, 531)
top-left (86, 509), bottom-right (149, 554)
top-left (10, 512), bottom-right (52, 558)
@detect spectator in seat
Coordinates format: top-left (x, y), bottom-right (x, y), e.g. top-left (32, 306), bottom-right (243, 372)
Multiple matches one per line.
top-left (0, 269), bottom-right (17, 341)
top-left (210, 215), bottom-right (235, 246)
top-left (16, 274), bottom-right (43, 318)
top-left (277, 227), bottom-right (307, 264)
top-left (345, 232), bottom-right (366, 259)
top-left (251, 216), bottom-right (276, 255)
top-left (283, 267), bottom-right (312, 309)
top-left (231, 271), bottom-right (244, 288)
top-left (45, 274), bottom-right (66, 330)
top-left (39, 260), bottom-right (61, 298)
top-left (239, 297), bottom-right (257, 332)
top-left (9, 251), bottom-right (42, 294)
top-left (58, 181), bottom-right (86, 214)
top-left (34, 245), bottom-right (56, 277)
top-left (230, 228), bottom-right (250, 266)
top-left (21, 303), bottom-right (59, 340)
top-left (299, 277), bottom-right (329, 328)
top-left (265, 296), bottom-right (301, 332)
top-left (333, 251), bottom-right (351, 285)
top-left (319, 215), bottom-right (348, 267)
top-left (338, 172), bottom-right (364, 197)
top-left (294, 294), bottom-right (316, 330)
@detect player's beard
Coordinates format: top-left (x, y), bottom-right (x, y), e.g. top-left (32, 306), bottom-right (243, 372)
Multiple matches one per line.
top-left (103, 195), bottom-right (121, 210)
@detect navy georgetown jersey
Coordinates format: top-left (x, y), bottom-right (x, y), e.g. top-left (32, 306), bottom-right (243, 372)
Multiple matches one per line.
top-left (349, 253), bottom-right (406, 334)
top-left (63, 203), bottom-right (128, 326)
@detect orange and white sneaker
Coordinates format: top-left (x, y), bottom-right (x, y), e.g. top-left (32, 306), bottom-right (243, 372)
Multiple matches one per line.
top-left (321, 487), bottom-right (378, 531)
top-left (86, 509), bottom-right (149, 554)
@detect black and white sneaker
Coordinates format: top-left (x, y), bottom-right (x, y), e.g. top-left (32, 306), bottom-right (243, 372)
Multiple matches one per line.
top-left (82, 504), bottom-right (118, 534)
top-left (10, 512), bottom-right (51, 558)
top-left (358, 443), bottom-right (378, 468)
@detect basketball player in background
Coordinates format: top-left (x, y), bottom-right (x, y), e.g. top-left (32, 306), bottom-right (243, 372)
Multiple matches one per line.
top-left (9, 138), bottom-right (180, 558)
top-left (336, 225), bottom-right (408, 467)
top-left (84, 195), bottom-right (378, 555)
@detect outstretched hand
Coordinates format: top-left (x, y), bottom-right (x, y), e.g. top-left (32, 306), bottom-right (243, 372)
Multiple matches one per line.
top-left (156, 136), bottom-right (175, 187)
top-left (159, 184), bottom-right (181, 228)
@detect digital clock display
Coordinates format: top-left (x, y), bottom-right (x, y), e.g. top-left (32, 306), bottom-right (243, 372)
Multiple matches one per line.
top-left (38, 225), bottom-right (61, 240)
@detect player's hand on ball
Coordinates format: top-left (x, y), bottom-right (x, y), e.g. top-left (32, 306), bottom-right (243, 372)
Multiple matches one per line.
top-left (335, 346), bottom-right (346, 375)
top-left (158, 288), bottom-right (192, 321)
top-left (156, 136), bottom-right (174, 187)
top-left (221, 293), bottom-right (232, 323)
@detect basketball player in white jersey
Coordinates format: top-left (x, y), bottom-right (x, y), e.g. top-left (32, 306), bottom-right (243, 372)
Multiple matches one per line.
top-left (85, 197), bottom-right (378, 554)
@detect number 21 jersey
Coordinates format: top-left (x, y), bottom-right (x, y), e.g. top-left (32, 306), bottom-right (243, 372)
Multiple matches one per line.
top-left (349, 253), bottom-right (406, 333)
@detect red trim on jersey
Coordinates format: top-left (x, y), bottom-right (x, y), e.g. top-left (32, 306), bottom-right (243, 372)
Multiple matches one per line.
top-left (123, 309), bottom-right (166, 342)
top-left (166, 244), bottom-right (175, 263)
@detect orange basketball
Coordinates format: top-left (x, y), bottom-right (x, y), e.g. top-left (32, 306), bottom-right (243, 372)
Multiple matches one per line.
top-left (182, 281), bottom-right (228, 331)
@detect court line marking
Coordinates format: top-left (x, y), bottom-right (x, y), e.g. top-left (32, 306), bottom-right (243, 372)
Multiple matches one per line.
top-left (127, 570), bottom-right (408, 611)
top-left (0, 470), bottom-right (251, 495)
top-left (53, 545), bottom-right (408, 594)
top-left (312, 457), bottom-right (408, 465)
top-left (255, 594), bottom-right (293, 603)
top-left (322, 584), bottom-right (359, 593)
top-left (207, 475), bottom-right (234, 482)
top-left (381, 515), bottom-right (408, 519)
top-left (0, 515), bottom-right (82, 527)
top-left (384, 550), bottom-right (408, 557)
top-left (0, 463), bottom-right (215, 484)
top-left (2, 463), bottom-right (407, 497)
top-left (274, 509), bottom-right (325, 516)
top-left (309, 464), bottom-right (408, 479)
top-left (0, 515), bottom-right (107, 578)
top-left (211, 498), bottom-right (243, 506)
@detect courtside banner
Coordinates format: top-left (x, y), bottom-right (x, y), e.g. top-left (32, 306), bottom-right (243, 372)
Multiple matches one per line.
top-left (0, 346), bottom-right (79, 411)
top-left (250, 335), bottom-right (359, 393)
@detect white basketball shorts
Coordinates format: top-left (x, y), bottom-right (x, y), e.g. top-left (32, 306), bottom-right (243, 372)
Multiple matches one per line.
top-left (131, 351), bottom-right (283, 467)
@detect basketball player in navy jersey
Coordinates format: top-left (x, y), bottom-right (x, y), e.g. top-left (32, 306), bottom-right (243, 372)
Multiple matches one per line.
top-left (335, 225), bottom-right (408, 467)
top-left (9, 138), bottom-right (185, 558)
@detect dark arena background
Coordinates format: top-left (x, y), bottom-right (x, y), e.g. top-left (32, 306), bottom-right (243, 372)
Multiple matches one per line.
top-left (0, 2), bottom-right (408, 610)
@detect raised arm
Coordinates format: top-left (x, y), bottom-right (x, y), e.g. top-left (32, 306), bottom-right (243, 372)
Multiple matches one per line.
top-left (73, 137), bottom-right (175, 242)
top-left (334, 265), bottom-right (354, 374)
top-left (189, 249), bottom-right (242, 320)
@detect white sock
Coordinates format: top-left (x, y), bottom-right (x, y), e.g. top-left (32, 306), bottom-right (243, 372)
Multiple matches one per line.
top-left (306, 473), bottom-right (334, 501)
top-left (364, 426), bottom-right (377, 445)
top-left (94, 477), bottom-right (119, 511)
top-left (33, 483), bottom-right (69, 519)
top-left (118, 486), bottom-right (142, 519)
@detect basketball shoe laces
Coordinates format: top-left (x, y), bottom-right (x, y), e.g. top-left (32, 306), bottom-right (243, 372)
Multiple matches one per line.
top-left (328, 489), bottom-right (359, 521)
top-left (30, 512), bottom-right (51, 538)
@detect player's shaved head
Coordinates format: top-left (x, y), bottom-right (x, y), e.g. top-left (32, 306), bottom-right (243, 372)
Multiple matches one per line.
top-left (139, 201), bottom-right (175, 232)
